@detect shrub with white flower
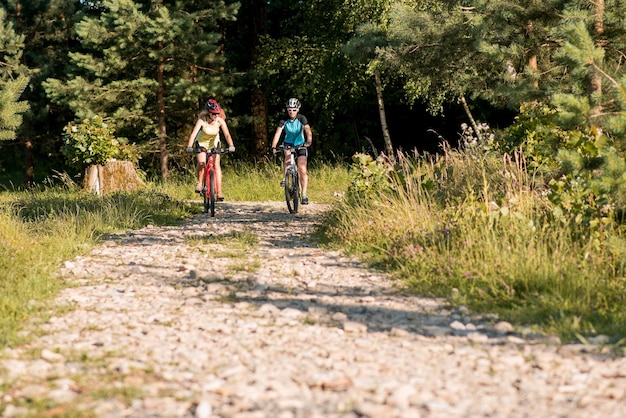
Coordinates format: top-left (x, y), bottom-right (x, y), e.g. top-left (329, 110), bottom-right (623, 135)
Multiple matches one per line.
top-left (459, 122), bottom-right (498, 156)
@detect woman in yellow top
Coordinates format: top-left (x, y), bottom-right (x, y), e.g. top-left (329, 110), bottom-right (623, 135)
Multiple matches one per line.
top-left (186, 99), bottom-right (235, 200)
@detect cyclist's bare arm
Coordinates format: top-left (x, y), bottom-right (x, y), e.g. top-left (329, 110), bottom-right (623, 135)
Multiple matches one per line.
top-left (304, 124), bottom-right (312, 145)
top-left (187, 119), bottom-right (203, 149)
top-left (271, 126), bottom-right (283, 151)
top-left (217, 118), bottom-right (235, 149)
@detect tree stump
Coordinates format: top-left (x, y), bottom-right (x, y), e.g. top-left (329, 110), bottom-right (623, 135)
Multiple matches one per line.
top-left (84, 160), bottom-right (146, 195)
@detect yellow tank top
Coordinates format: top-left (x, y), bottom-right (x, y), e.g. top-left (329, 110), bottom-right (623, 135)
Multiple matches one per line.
top-left (197, 121), bottom-right (221, 148)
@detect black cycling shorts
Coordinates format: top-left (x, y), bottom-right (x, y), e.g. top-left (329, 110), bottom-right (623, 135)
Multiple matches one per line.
top-left (285, 144), bottom-right (308, 158)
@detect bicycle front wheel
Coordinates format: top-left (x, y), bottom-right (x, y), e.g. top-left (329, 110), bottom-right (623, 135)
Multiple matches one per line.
top-left (285, 168), bottom-right (299, 214)
top-left (208, 169), bottom-right (216, 217)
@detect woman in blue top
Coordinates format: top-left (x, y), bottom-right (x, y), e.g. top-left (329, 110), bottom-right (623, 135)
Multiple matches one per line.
top-left (270, 98), bottom-right (313, 204)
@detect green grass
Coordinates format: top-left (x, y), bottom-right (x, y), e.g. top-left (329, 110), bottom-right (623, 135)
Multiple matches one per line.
top-left (157, 158), bottom-right (351, 203)
top-left (185, 229), bottom-right (259, 249)
top-left (321, 149), bottom-right (626, 346)
top-left (0, 184), bottom-right (198, 349)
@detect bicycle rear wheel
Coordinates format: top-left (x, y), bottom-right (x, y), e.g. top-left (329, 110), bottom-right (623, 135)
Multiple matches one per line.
top-left (204, 170), bottom-right (216, 216)
top-left (285, 168), bottom-right (299, 214)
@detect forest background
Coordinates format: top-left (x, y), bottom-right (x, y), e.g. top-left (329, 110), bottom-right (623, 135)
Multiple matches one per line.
top-left (1, 0), bottom-right (621, 184)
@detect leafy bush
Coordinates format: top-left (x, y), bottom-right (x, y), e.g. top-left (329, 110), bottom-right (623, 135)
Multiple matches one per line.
top-left (504, 102), bottom-right (626, 229)
top-left (62, 115), bottom-right (139, 170)
top-left (549, 136), bottom-right (625, 231)
top-left (501, 102), bottom-right (564, 175)
top-left (347, 153), bottom-right (393, 198)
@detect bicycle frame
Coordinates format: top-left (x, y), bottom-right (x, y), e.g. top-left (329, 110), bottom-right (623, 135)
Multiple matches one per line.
top-left (195, 147), bottom-right (229, 217)
top-left (278, 144), bottom-right (304, 214)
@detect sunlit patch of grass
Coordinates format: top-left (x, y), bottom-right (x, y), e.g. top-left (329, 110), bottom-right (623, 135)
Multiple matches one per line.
top-left (8, 397), bottom-right (94, 417)
top-left (302, 317), bottom-right (317, 325)
top-left (228, 258), bottom-right (261, 273)
top-left (212, 249), bottom-right (248, 259)
top-left (3, 348), bottom-right (146, 416)
top-left (185, 228), bottom-right (259, 251)
top-left (322, 149), bottom-right (626, 343)
top-left (224, 229), bottom-right (259, 248)
top-left (216, 292), bottom-right (240, 303)
top-left (0, 185), bottom-right (198, 349)
top-left (87, 384), bottom-right (145, 404)
top-left (308, 159), bottom-right (352, 203)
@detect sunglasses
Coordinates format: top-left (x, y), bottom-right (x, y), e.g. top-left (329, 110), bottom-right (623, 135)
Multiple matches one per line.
top-left (287, 108), bottom-right (298, 112)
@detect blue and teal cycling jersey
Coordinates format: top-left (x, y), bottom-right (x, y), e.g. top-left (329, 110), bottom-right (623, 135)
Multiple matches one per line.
top-left (279, 114), bottom-right (308, 146)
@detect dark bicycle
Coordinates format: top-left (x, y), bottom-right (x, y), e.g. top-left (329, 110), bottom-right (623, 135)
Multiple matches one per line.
top-left (277, 144), bottom-right (307, 214)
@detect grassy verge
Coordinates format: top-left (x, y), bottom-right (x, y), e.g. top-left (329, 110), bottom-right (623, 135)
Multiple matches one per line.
top-left (321, 150), bottom-right (626, 346)
top-left (0, 185), bottom-right (198, 349)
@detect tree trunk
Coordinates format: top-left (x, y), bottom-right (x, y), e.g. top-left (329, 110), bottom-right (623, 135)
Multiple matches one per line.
top-left (527, 20), bottom-right (539, 89)
top-left (157, 47), bottom-right (168, 179)
top-left (459, 93), bottom-right (482, 142)
top-left (374, 71), bottom-right (393, 158)
top-left (249, 0), bottom-right (269, 159)
top-left (528, 54), bottom-right (537, 79)
top-left (16, 0), bottom-right (34, 187)
top-left (591, 0), bottom-right (605, 117)
top-left (251, 86), bottom-right (268, 158)
top-left (594, 0), bottom-right (605, 39)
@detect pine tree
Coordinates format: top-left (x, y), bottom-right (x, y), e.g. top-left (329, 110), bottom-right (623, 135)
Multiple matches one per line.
top-left (551, 0), bottom-right (626, 140)
top-left (223, 0), bottom-right (269, 159)
top-left (460, 0), bottom-right (569, 108)
top-left (0, 75), bottom-right (30, 141)
top-left (0, 7), bottom-right (29, 142)
top-left (44, 0), bottom-right (239, 178)
top-left (0, 6), bottom-right (27, 81)
top-left (350, 0), bottom-right (501, 141)
top-left (1, 0), bottom-right (83, 185)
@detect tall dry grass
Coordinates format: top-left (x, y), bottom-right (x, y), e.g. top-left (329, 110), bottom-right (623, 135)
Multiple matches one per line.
top-left (323, 148), bottom-right (626, 344)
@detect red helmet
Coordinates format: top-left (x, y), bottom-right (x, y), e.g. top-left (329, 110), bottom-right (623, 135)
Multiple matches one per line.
top-left (205, 99), bottom-right (221, 114)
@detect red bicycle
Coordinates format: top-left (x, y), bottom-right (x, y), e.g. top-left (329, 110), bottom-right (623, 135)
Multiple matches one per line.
top-left (189, 147), bottom-right (232, 217)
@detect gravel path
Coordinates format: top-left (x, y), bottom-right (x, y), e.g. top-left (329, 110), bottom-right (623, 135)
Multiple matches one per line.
top-left (1, 201), bottom-right (625, 417)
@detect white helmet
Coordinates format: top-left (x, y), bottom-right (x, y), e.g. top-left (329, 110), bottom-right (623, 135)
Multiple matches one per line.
top-left (286, 98), bottom-right (301, 109)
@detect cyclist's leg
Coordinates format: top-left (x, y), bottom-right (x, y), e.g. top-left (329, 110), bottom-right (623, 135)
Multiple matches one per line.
top-left (297, 148), bottom-right (308, 199)
top-left (214, 154), bottom-right (223, 199)
top-left (196, 152), bottom-right (207, 191)
top-left (280, 149), bottom-right (291, 186)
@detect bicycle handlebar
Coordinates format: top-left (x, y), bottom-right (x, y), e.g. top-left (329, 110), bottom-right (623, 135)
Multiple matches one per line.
top-left (276, 144), bottom-right (309, 151)
top-left (190, 147), bottom-right (232, 155)
top-left (266, 143), bottom-right (310, 156)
